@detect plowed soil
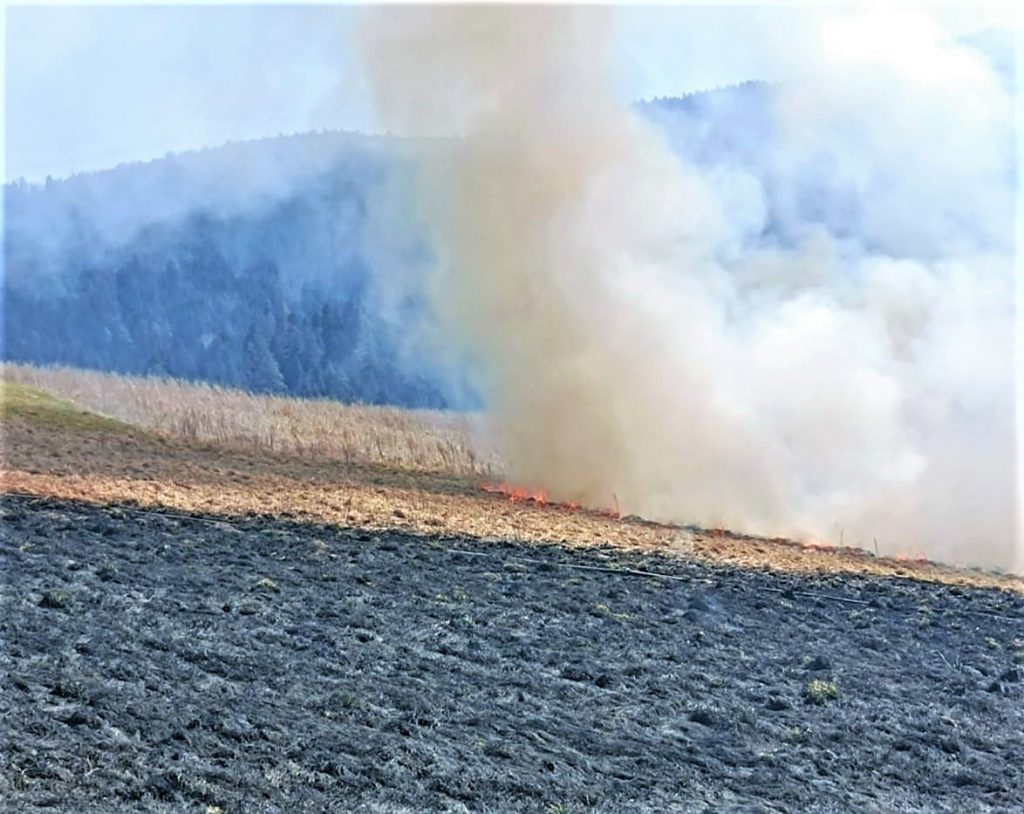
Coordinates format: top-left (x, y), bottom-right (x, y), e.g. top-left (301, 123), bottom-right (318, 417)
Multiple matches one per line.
top-left (3, 495), bottom-right (1024, 813)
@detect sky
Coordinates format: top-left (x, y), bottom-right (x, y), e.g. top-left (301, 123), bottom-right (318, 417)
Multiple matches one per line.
top-left (2, 2), bottom-right (1019, 183)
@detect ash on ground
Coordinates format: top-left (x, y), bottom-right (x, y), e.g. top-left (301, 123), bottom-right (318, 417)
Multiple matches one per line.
top-left (2, 495), bottom-right (1022, 813)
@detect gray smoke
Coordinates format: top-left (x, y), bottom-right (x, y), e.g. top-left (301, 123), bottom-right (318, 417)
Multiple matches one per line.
top-left (359, 7), bottom-right (1019, 571)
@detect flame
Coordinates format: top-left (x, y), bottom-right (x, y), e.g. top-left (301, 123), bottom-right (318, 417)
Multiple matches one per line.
top-left (477, 482), bottom-right (939, 567)
top-left (479, 481), bottom-right (548, 505)
top-left (893, 546), bottom-right (930, 565)
top-left (478, 481), bottom-right (617, 516)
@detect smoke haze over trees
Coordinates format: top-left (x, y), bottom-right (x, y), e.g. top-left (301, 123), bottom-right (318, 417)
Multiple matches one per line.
top-left (2, 132), bottom-right (454, 406)
top-left (2, 85), bottom-right (780, 408)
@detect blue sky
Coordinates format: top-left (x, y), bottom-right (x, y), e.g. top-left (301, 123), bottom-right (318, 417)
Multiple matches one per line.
top-left (3, 3), bottom-right (1015, 182)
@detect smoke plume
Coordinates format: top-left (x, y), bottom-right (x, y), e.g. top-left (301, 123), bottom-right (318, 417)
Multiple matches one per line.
top-left (360, 7), bottom-right (1019, 571)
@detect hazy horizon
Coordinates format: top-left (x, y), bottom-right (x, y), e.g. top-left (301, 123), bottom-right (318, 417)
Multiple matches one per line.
top-left (3, 4), bottom-right (1015, 183)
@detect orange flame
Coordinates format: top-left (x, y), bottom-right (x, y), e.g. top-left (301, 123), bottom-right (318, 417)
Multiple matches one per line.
top-left (478, 481), bottom-right (618, 516)
top-left (479, 481), bottom-right (548, 505)
top-left (893, 546), bottom-right (930, 566)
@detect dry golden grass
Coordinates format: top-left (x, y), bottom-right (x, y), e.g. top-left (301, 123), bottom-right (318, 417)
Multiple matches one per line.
top-left (0, 375), bottom-right (679, 551)
top-left (1, 363), bottom-right (498, 475)
top-left (2, 367), bottom-right (1020, 593)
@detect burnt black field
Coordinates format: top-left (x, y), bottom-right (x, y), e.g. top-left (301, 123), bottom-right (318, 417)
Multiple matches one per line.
top-left (2, 494), bottom-right (1023, 813)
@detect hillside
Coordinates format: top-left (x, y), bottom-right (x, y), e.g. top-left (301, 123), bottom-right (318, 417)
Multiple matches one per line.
top-left (2, 130), bottom-right (461, 407)
top-left (2, 369), bottom-right (1023, 812)
top-left (2, 86), bottom-right (779, 408)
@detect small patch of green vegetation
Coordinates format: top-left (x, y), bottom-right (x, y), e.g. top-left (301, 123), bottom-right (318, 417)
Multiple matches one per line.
top-left (11, 762), bottom-right (30, 791)
top-left (337, 692), bottom-right (365, 710)
top-left (252, 577), bottom-right (280, 593)
top-left (546, 805), bottom-right (570, 814)
top-left (804, 679), bottom-right (839, 705)
top-left (783, 725), bottom-right (812, 744)
top-left (39, 589), bottom-right (70, 610)
top-left (0, 381), bottom-right (136, 435)
top-left (984, 636), bottom-right (1000, 650)
top-left (435, 587), bottom-right (469, 604)
top-left (592, 602), bottom-right (631, 621)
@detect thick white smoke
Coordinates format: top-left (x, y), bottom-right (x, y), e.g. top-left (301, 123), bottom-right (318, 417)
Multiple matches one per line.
top-left (360, 7), bottom-right (1019, 571)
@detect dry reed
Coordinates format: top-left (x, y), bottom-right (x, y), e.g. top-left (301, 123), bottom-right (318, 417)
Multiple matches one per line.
top-left (1, 363), bottom-right (499, 475)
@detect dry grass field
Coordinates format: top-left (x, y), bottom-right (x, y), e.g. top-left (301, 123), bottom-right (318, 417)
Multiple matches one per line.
top-left (2, 363), bottom-right (1019, 592)
top-left (2, 363), bottom-right (498, 475)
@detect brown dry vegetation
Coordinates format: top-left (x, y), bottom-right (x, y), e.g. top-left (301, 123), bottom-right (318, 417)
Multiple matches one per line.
top-left (1, 363), bottom-right (497, 475)
top-left (1, 365), bottom-right (1020, 593)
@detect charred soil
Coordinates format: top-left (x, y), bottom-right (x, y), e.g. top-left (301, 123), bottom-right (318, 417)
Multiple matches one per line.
top-left (3, 494), bottom-right (1023, 813)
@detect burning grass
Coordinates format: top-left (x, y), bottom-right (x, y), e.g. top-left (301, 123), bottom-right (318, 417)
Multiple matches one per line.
top-left (2, 363), bottom-right (1021, 592)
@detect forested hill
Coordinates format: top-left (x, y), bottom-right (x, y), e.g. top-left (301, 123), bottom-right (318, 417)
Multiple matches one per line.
top-left (2, 131), bottom-right (458, 406)
top-left (2, 86), bottom-right (775, 407)
top-left (1, 21), bottom-right (1012, 408)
